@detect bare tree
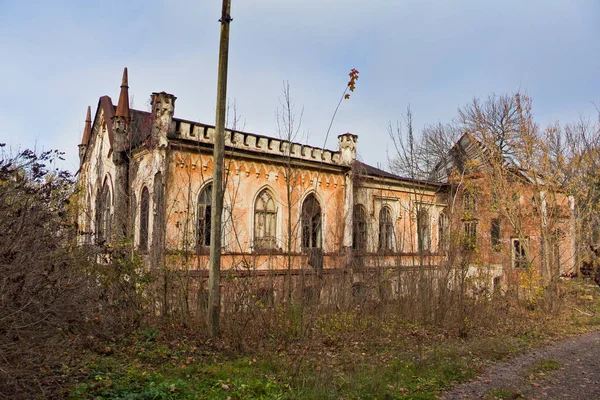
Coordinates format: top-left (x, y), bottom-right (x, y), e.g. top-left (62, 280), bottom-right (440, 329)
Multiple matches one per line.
top-left (561, 113), bottom-right (600, 278)
top-left (276, 82), bottom-right (305, 305)
top-left (452, 92), bottom-right (574, 308)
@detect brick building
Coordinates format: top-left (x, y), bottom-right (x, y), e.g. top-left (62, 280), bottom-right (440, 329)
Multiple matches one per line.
top-left (76, 68), bottom-right (576, 299)
top-left (432, 132), bottom-right (577, 290)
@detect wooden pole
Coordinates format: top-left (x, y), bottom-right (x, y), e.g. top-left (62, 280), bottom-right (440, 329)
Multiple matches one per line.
top-left (208, 0), bottom-right (232, 338)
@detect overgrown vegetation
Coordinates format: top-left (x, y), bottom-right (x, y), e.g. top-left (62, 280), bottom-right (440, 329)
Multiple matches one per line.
top-left (0, 146), bottom-right (91, 394)
top-left (67, 283), bottom-right (600, 399)
top-left (0, 146), bottom-right (151, 396)
top-left (487, 387), bottom-right (523, 399)
top-left (2, 88), bottom-right (600, 398)
top-left (526, 359), bottom-right (560, 376)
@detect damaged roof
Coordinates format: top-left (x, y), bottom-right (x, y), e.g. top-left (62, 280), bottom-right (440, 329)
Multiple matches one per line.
top-left (353, 160), bottom-right (441, 187)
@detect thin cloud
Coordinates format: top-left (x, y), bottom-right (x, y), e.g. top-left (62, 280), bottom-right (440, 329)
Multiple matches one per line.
top-left (0, 1), bottom-right (598, 172)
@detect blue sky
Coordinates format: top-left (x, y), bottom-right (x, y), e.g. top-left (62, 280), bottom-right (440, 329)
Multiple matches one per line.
top-left (1, 0), bottom-right (599, 172)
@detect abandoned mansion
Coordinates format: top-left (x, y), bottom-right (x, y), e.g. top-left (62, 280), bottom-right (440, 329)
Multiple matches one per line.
top-left (76, 68), bottom-right (577, 295)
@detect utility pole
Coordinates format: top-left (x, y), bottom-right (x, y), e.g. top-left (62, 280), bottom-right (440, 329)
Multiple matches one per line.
top-left (208, 0), bottom-right (232, 338)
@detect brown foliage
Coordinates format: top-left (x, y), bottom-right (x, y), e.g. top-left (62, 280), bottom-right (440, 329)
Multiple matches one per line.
top-left (0, 148), bottom-right (91, 395)
top-left (0, 147), bottom-right (151, 397)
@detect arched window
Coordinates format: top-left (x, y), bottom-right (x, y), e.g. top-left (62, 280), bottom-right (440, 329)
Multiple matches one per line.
top-left (130, 192), bottom-right (137, 239)
top-left (139, 186), bottom-right (150, 252)
top-left (152, 172), bottom-right (164, 250)
top-left (96, 184), bottom-right (111, 244)
top-left (85, 193), bottom-right (92, 242)
top-left (378, 207), bottom-right (394, 251)
top-left (301, 194), bottom-right (322, 250)
top-left (102, 186), bottom-right (111, 242)
top-left (254, 189), bottom-right (277, 249)
top-left (197, 184), bottom-right (212, 248)
top-left (438, 212), bottom-right (449, 252)
top-left (94, 188), bottom-right (102, 243)
top-left (353, 205), bottom-right (367, 251)
top-left (417, 209), bottom-right (431, 253)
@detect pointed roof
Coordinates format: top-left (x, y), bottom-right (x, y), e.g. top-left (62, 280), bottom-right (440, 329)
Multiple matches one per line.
top-left (114, 67), bottom-right (129, 118)
top-left (81, 106), bottom-right (92, 146)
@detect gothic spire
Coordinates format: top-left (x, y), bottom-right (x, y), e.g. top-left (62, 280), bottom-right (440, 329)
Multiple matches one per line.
top-left (81, 105), bottom-right (92, 145)
top-left (115, 67), bottom-right (129, 118)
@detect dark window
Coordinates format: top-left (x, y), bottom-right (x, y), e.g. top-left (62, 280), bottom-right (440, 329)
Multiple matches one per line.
top-left (490, 190), bottom-right (500, 210)
top-left (378, 207), bottom-right (394, 251)
top-left (532, 196), bottom-right (538, 212)
top-left (95, 189), bottom-right (102, 243)
top-left (85, 194), bottom-right (92, 243)
top-left (552, 229), bottom-right (563, 270)
top-left (96, 184), bottom-right (111, 244)
top-left (130, 192), bottom-right (137, 242)
top-left (353, 205), bottom-right (367, 251)
top-left (103, 188), bottom-right (111, 241)
top-left (493, 276), bottom-right (502, 292)
top-left (352, 281), bottom-right (368, 301)
top-left (417, 209), bottom-right (431, 252)
top-left (438, 212), bottom-right (449, 252)
top-left (152, 172), bottom-right (164, 251)
top-left (491, 218), bottom-right (501, 251)
top-left (463, 220), bottom-right (477, 251)
top-left (254, 189), bottom-right (277, 249)
top-left (139, 186), bottom-right (150, 252)
top-left (301, 194), bottom-right (322, 250)
top-left (463, 190), bottom-right (477, 214)
top-left (511, 238), bottom-right (528, 269)
top-left (197, 184), bottom-right (212, 248)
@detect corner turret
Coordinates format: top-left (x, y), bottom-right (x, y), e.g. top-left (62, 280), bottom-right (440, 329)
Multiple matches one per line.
top-left (151, 91), bottom-right (177, 148)
top-left (110, 68), bottom-right (131, 240)
top-left (115, 67), bottom-right (129, 118)
top-left (338, 133), bottom-right (358, 166)
top-left (78, 106), bottom-right (92, 165)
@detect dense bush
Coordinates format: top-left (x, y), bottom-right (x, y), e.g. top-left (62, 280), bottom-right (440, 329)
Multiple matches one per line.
top-left (0, 146), bottom-right (95, 395)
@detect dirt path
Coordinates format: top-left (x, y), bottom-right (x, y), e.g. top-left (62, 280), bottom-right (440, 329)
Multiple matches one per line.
top-left (441, 330), bottom-right (600, 399)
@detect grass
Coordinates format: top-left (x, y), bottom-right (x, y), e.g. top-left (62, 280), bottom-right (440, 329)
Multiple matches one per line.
top-left (68, 329), bottom-right (546, 399)
top-left (70, 352), bottom-right (293, 399)
top-left (67, 280), bottom-right (600, 399)
top-left (526, 359), bottom-right (560, 376)
top-left (67, 339), bottom-right (559, 399)
top-left (487, 387), bottom-right (523, 399)
top-left (484, 359), bottom-right (560, 400)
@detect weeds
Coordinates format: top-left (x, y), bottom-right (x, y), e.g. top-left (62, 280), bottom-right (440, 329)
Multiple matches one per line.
top-left (68, 286), bottom-right (600, 399)
top-left (526, 359), bottom-right (560, 376)
top-left (487, 387), bottom-right (523, 399)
